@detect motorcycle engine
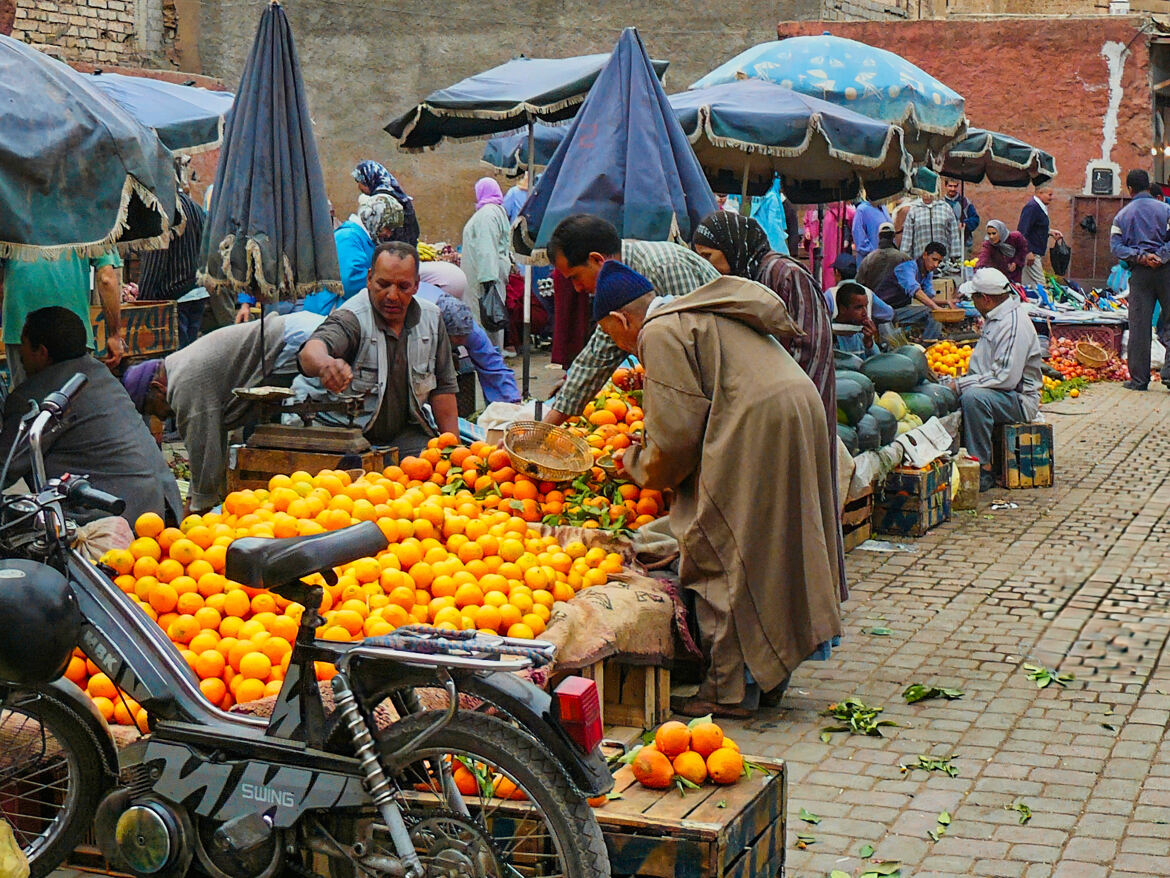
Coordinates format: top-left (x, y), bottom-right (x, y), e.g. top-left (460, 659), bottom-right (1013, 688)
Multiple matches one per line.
top-left (95, 789), bottom-right (193, 878)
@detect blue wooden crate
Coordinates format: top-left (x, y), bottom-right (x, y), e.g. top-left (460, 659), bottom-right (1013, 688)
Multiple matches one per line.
top-left (995, 423), bottom-right (1054, 489)
top-left (874, 458), bottom-right (951, 537)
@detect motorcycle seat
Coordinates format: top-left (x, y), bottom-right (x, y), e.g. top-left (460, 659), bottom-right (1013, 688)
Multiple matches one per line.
top-left (225, 521), bottom-right (389, 590)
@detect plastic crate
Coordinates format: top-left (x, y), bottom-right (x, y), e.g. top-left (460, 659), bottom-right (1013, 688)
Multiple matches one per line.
top-left (1043, 323), bottom-right (1124, 357)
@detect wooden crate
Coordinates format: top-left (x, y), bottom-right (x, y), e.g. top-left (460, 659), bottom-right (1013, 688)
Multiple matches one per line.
top-left (841, 484), bottom-right (873, 552)
top-left (227, 445), bottom-right (387, 492)
top-left (598, 756), bottom-right (786, 878)
top-left (555, 658), bottom-right (671, 732)
top-left (873, 457), bottom-right (951, 537)
top-left (994, 423), bottom-right (1054, 489)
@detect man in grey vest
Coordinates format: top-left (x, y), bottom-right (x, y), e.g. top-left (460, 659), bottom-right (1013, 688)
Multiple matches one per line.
top-left (298, 241), bottom-right (460, 455)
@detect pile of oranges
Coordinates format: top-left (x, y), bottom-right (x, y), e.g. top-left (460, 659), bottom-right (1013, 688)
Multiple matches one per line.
top-left (926, 341), bottom-right (973, 378)
top-left (628, 720), bottom-right (745, 790)
top-left (89, 447), bottom-right (631, 724)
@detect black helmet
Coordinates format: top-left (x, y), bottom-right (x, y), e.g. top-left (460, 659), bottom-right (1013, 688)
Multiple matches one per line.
top-left (0, 560), bottom-right (80, 686)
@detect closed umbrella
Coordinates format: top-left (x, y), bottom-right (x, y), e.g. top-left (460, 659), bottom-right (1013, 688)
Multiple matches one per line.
top-left (668, 78), bottom-right (911, 203)
top-left (86, 71), bottom-right (234, 155)
top-left (0, 34), bottom-right (176, 261)
top-left (692, 34), bottom-right (966, 164)
top-left (198, 1), bottom-right (339, 303)
top-left (940, 128), bottom-right (1056, 187)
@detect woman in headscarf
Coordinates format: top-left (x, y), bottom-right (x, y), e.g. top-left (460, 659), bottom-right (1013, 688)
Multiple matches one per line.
top-left (460, 177), bottom-right (512, 351)
top-left (301, 194), bottom-right (405, 315)
top-left (976, 220), bottom-right (1030, 285)
top-left (694, 211), bottom-right (847, 610)
top-left (351, 160), bottom-right (420, 246)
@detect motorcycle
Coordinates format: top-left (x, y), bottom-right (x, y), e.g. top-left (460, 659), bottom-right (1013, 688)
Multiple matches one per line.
top-left (0, 373), bottom-right (613, 878)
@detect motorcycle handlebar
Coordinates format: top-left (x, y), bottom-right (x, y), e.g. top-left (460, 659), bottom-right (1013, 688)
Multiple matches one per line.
top-left (41, 373), bottom-right (88, 419)
top-left (63, 477), bottom-right (126, 516)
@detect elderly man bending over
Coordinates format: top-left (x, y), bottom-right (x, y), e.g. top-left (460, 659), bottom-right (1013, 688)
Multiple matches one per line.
top-left (594, 260), bottom-right (843, 718)
top-left (949, 268), bottom-right (1043, 492)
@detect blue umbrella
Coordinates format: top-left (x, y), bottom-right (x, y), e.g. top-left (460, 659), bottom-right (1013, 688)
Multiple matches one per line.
top-left (669, 79), bottom-right (911, 203)
top-left (941, 128), bottom-right (1056, 187)
top-left (86, 71), bottom-right (234, 155)
top-left (387, 53), bottom-right (668, 151)
top-left (481, 123), bottom-right (566, 177)
top-left (0, 35), bottom-right (177, 261)
top-left (198, 2), bottom-right (339, 303)
top-left (692, 35), bottom-right (966, 163)
top-left (514, 28), bottom-right (717, 260)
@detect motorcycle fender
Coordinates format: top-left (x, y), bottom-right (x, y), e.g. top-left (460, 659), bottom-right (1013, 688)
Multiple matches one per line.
top-left (349, 664), bottom-right (613, 797)
top-left (1, 679), bottom-right (119, 780)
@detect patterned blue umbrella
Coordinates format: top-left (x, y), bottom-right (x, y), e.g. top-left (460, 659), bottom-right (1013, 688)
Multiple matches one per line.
top-left (692, 35), bottom-right (966, 163)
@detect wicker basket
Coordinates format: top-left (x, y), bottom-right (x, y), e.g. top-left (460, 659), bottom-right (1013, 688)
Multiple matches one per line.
top-left (1074, 340), bottom-right (1110, 369)
top-left (503, 421), bottom-right (592, 482)
top-left (933, 307), bottom-right (967, 324)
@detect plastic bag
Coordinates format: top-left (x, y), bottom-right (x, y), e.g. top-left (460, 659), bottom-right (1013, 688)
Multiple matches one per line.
top-left (478, 284), bottom-right (508, 332)
top-left (1050, 239), bottom-right (1072, 277)
top-left (1107, 262), bottom-right (1131, 293)
top-left (0, 819), bottom-right (29, 878)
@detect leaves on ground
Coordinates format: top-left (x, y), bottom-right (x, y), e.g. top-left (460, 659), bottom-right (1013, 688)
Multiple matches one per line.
top-left (899, 753), bottom-right (959, 777)
top-left (716, 799), bottom-right (726, 808)
top-left (799, 807), bottom-right (821, 824)
top-left (1023, 663), bottom-right (1074, 689)
top-left (1006, 800), bottom-right (1032, 824)
top-left (928, 809), bottom-right (952, 841)
top-left (903, 683), bottom-right (965, 704)
top-left (859, 843), bottom-right (875, 858)
top-left (821, 697), bottom-right (899, 738)
top-left (861, 862), bottom-right (902, 877)
top-left (868, 626), bottom-right (894, 636)
top-left (795, 832), bottom-right (816, 849)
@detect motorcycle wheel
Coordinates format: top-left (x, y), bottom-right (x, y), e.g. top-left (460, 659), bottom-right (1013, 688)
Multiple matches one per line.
top-left (0, 691), bottom-right (106, 877)
top-left (325, 709), bottom-right (609, 878)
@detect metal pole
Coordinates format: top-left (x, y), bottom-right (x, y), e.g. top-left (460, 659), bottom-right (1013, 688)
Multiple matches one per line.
top-left (521, 118), bottom-right (534, 401)
top-left (740, 155), bottom-right (752, 215)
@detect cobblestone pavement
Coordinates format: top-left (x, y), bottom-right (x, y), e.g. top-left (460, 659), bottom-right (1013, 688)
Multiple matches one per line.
top-left (721, 383), bottom-right (1170, 878)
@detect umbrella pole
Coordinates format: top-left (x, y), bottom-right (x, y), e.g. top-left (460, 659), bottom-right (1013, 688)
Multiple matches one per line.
top-left (740, 156), bottom-right (751, 214)
top-left (521, 118), bottom-right (535, 402)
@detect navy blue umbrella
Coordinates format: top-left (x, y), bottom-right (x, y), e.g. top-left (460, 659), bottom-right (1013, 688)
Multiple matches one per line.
top-left (514, 28), bottom-right (717, 261)
top-left (481, 123), bottom-right (566, 177)
top-left (0, 35), bottom-right (177, 261)
top-left (387, 53), bottom-right (668, 151)
top-left (198, 2), bottom-right (339, 303)
top-left (940, 128), bottom-right (1056, 187)
top-left (86, 71), bottom-right (234, 155)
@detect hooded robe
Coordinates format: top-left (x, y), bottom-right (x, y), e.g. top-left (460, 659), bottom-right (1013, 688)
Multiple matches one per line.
top-left (622, 276), bottom-right (844, 704)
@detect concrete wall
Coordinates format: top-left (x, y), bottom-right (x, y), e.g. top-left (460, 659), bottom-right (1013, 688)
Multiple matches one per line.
top-left (777, 17), bottom-right (1153, 255)
top-left (192, 0), bottom-right (818, 241)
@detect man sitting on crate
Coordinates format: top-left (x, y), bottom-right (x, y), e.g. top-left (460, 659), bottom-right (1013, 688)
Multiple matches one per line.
top-left (592, 260), bottom-right (843, 719)
top-left (946, 268), bottom-right (1043, 492)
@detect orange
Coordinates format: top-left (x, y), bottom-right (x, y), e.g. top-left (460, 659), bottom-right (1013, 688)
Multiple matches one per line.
top-left (521, 613), bottom-right (546, 636)
top-left (239, 652), bottom-right (272, 680)
top-left (228, 640), bottom-right (256, 672)
top-left (157, 527), bottom-right (185, 552)
top-left (87, 672), bottom-right (117, 700)
top-left (332, 610), bottom-right (365, 637)
top-left (197, 572), bottom-right (226, 597)
top-left (432, 606), bottom-right (463, 628)
top-left (234, 678), bottom-right (266, 703)
top-left (135, 511), bottom-right (166, 538)
top-left (260, 637), bottom-right (292, 665)
top-left (654, 721), bottom-right (691, 759)
top-left (673, 751), bottom-right (708, 785)
top-left (475, 605), bottom-right (502, 632)
top-left (631, 748), bottom-right (674, 789)
top-left (149, 583), bottom-right (178, 614)
top-left (200, 677), bottom-right (227, 705)
top-left (498, 604), bottom-right (522, 630)
top-left (176, 592), bottom-right (204, 615)
top-left (65, 655), bottom-right (87, 685)
top-left (706, 748), bottom-right (743, 785)
top-left (454, 583), bottom-right (483, 608)
top-left (188, 630), bottom-right (220, 655)
top-left (250, 592), bottom-right (277, 615)
top-left (507, 622), bottom-right (534, 640)
top-left (352, 557), bottom-right (382, 584)
top-left (156, 559), bottom-right (184, 584)
top-left (132, 556), bottom-right (159, 580)
top-left (203, 545), bottom-right (227, 573)
top-left (102, 548), bottom-right (135, 576)
top-left (168, 615), bottom-right (200, 644)
top-left (222, 590), bottom-right (250, 618)
top-left (492, 776), bottom-right (527, 801)
top-left (194, 649), bottom-right (226, 680)
top-left (129, 537), bottom-right (162, 562)
top-left (400, 456), bottom-right (434, 482)
top-left (690, 721), bottom-right (725, 758)
top-left (169, 539), bottom-right (202, 566)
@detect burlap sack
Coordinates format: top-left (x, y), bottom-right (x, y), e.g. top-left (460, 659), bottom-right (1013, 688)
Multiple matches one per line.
top-left (541, 571), bottom-right (674, 669)
top-left (72, 516), bottom-right (134, 562)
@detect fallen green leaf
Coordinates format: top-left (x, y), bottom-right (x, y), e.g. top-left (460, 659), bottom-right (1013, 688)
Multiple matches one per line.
top-left (869, 627), bottom-right (894, 636)
top-left (799, 807), bottom-right (821, 825)
top-left (928, 826), bottom-right (945, 841)
top-left (903, 683), bottom-right (965, 704)
top-left (821, 697), bottom-right (899, 737)
top-left (899, 753), bottom-right (959, 777)
top-left (873, 862), bottom-right (902, 876)
top-left (605, 791), bottom-right (623, 800)
top-left (796, 833), bottom-right (817, 843)
top-left (819, 730), bottom-right (833, 744)
top-left (938, 810), bottom-right (951, 825)
top-left (716, 799), bottom-right (727, 808)
top-left (859, 842), bottom-right (875, 858)
top-left (1024, 663), bottom-right (1074, 689)
top-left (831, 872), bottom-right (852, 878)
top-left (1006, 801), bottom-right (1032, 824)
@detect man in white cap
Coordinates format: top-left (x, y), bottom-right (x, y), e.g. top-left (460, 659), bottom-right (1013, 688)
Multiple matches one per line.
top-left (948, 267), bottom-right (1043, 491)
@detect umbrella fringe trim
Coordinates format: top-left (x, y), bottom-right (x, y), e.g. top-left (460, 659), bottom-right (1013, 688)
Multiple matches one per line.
top-left (198, 232), bottom-right (343, 302)
top-left (170, 116), bottom-right (226, 157)
top-left (390, 104), bottom-right (578, 153)
top-left (0, 174), bottom-right (174, 263)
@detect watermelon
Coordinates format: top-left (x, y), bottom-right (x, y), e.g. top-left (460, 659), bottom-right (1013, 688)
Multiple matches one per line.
top-left (876, 391), bottom-right (908, 420)
top-left (855, 413), bottom-right (881, 452)
top-left (834, 350), bottom-right (865, 373)
top-left (892, 345), bottom-right (931, 383)
top-left (837, 423), bottom-right (859, 455)
top-left (897, 413), bottom-right (924, 434)
top-left (860, 352), bottom-right (920, 393)
top-left (867, 404), bottom-right (898, 446)
top-left (836, 376), bottom-right (869, 426)
top-left (913, 382), bottom-right (959, 416)
top-left (900, 391), bottom-right (936, 422)
top-left (838, 369), bottom-right (875, 408)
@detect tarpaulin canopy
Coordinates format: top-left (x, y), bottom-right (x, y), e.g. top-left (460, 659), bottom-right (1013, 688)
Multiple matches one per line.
top-left (387, 53), bottom-right (668, 151)
top-left (86, 71), bottom-right (235, 155)
top-left (481, 123), bottom-right (565, 177)
top-left (198, 2), bottom-right (339, 302)
top-left (668, 78), bottom-right (911, 203)
top-left (0, 34), bottom-right (177, 261)
top-left (513, 28), bottom-right (717, 262)
top-left (692, 35), bottom-right (966, 164)
top-left (940, 127), bottom-right (1056, 187)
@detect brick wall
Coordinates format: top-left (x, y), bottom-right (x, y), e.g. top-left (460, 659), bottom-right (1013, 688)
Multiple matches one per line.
top-left (822, 0), bottom-right (912, 21)
top-left (10, 0), bottom-right (172, 65)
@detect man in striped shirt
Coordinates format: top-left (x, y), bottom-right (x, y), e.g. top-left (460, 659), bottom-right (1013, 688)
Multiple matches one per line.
top-left (541, 215), bottom-right (720, 425)
top-left (137, 189), bottom-right (206, 347)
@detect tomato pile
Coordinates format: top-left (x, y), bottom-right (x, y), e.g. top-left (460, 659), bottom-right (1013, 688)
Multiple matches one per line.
top-left (1047, 337), bottom-right (1131, 383)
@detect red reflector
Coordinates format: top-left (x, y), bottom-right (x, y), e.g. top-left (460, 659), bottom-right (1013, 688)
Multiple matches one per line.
top-left (554, 676), bottom-right (603, 752)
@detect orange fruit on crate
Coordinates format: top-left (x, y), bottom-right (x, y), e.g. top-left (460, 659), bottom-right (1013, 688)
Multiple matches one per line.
top-left (689, 721), bottom-right (725, 758)
top-left (654, 721), bottom-right (691, 758)
top-left (705, 748), bottom-right (744, 785)
top-left (673, 751), bottom-right (708, 786)
top-left (631, 747), bottom-right (675, 789)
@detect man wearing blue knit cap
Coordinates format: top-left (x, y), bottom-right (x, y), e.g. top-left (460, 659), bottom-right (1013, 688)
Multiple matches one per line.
top-left (594, 260), bottom-right (843, 718)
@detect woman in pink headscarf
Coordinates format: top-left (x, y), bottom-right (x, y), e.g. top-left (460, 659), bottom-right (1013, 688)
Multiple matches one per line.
top-left (461, 177), bottom-right (512, 350)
